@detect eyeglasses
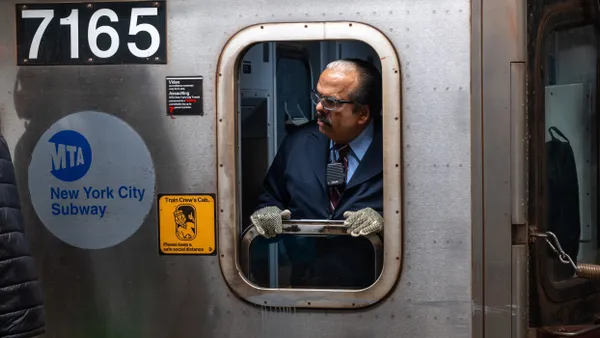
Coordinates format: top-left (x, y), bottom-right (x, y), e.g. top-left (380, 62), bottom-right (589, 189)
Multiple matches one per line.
top-left (310, 90), bottom-right (358, 111)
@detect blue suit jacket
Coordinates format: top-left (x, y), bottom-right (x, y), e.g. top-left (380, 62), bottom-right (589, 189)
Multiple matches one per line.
top-left (254, 117), bottom-right (383, 220)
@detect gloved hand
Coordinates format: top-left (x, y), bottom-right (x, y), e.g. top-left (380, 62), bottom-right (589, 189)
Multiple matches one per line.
top-left (343, 207), bottom-right (384, 237)
top-left (250, 206), bottom-right (291, 238)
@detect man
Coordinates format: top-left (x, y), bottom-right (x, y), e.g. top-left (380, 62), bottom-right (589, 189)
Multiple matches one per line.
top-left (174, 207), bottom-right (196, 240)
top-left (0, 133), bottom-right (46, 337)
top-left (250, 58), bottom-right (383, 288)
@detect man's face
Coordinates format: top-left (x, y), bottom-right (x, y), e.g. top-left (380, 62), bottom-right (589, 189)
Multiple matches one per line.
top-left (315, 68), bottom-right (369, 144)
top-left (174, 210), bottom-right (186, 226)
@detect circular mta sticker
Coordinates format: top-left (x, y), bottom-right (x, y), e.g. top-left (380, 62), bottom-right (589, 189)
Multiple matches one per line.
top-left (28, 111), bottom-right (156, 250)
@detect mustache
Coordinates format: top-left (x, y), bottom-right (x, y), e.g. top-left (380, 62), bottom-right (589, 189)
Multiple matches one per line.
top-left (316, 112), bottom-right (332, 126)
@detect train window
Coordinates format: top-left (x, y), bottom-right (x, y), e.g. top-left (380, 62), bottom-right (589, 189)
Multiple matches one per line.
top-left (535, 21), bottom-right (600, 296)
top-left (216, 22), bottom-right (401, 308)
top-left (239, 39), bottom-right (385, 290)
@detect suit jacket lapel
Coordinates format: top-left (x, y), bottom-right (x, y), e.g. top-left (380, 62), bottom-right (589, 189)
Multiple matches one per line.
top-left (345, 120), bottom-right (383, 190)
top-left (306, 130), bottom-right (329, 193)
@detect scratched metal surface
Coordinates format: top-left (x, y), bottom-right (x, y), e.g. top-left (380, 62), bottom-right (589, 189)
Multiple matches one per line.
top-left (0, 0), bottom-right (472, 337)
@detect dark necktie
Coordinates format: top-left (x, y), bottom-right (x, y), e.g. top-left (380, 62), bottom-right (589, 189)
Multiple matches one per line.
top-left (329, 144), bottom-right (350, 212)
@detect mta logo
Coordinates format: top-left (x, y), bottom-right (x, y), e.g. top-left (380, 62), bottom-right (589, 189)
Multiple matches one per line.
top-left (49, 130), bottom-right (92, 182)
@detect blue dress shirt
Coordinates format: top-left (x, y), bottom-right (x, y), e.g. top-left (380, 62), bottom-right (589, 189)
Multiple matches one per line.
top-left (329, 120), bottom-right (374, 183)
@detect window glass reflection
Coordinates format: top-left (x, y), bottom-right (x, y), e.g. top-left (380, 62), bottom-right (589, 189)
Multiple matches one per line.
top-left (247, 234), bottom-right (382, 289)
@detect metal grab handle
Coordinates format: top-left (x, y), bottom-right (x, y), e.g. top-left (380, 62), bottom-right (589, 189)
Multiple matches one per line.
top-left (531, 231), bottom-right (600, 280)
top-left (242, 219), bottom-right (376, 238)
top-left (281, 219), bottom-right (348, 235)
top-left (539, 324), bottom-right (600, 337)
top-left (242, 219), bottom-right (351, 236)
top-left (282, 219), bottom-right (346, 226)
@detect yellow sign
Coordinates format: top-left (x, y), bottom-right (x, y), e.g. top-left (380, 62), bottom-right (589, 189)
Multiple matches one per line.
top-left (158, 194), bottom-right (216, 255)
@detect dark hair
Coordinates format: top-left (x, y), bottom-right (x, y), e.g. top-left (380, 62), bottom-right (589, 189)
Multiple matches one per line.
top-left (341, 58), bottom-right (383, 118)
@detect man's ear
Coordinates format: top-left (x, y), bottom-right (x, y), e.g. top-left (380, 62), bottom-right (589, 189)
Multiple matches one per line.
top-left (358, 106), bottom-right (370, 124)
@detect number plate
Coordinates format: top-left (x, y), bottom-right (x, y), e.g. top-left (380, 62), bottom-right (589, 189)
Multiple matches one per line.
top-left (15, 1), bottom-right (167, 65)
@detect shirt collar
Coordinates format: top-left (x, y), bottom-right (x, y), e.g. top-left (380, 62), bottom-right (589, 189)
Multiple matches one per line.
top-left (330, 120), bottom-right (374, 161)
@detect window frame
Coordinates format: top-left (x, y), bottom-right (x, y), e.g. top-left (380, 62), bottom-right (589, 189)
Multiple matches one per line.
top-left (216, 21), bottom-right (402, 309)
top-left (529, 0), bottom-right (600, 304)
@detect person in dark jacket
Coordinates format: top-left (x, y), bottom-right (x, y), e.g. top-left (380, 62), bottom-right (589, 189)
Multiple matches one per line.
top-left (0, 134), bottom-right (45, 337)
top-left (251, 58), bottom-right (383, 235)
top-left (250, 58), bottom-right (383, 288)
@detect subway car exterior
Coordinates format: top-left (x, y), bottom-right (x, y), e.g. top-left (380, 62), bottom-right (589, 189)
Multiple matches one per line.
top-left (1, 0), bottom-right (600, 337)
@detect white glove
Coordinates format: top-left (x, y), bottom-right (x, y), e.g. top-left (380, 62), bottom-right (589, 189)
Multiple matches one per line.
top-left (250, 206), bottom-right (291, 238)
top-left (343, 207), bottom-right (384, 237)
